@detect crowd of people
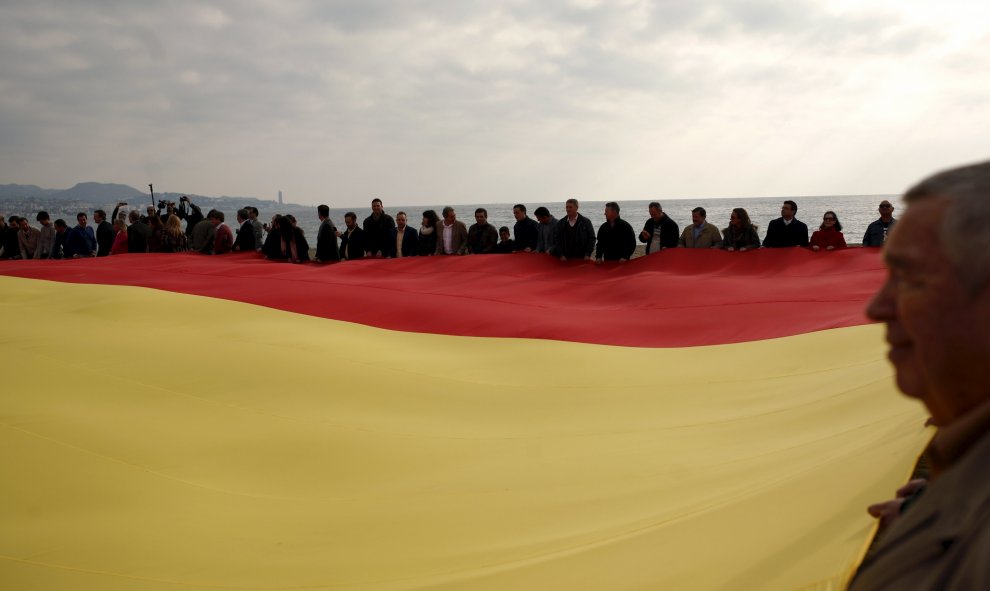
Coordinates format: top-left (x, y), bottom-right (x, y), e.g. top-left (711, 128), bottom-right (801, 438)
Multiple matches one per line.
top-left (0, 196), bottom-right (898, 262)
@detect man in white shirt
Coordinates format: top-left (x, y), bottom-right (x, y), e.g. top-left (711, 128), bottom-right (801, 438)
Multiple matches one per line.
top-left (436, 206), bottom-right (468, 255)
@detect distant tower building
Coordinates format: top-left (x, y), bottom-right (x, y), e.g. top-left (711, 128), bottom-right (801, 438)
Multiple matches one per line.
top-left (278, 190), bottom-right (283, 205)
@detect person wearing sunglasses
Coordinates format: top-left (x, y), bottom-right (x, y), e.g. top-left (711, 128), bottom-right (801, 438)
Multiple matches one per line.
top-left (863, 200), bottom-right (897, 246)
top-left (810, 211), bottom-right (847, 251)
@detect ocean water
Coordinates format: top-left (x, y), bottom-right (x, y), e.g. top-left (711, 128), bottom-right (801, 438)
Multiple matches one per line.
top-left (280, 194), bottom-right (900, 247)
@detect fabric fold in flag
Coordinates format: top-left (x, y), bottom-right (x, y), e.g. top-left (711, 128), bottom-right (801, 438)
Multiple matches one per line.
top-left (3, 248), bottom-right (884, 347)
top-left (0, 250), bottom-right (929, 590)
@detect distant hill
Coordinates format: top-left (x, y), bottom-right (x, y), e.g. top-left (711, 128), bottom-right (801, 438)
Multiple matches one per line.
top-left (53, 182), bottom-right (147, 202)
top-left (156, 192), bottom-right (278, 208)
top-left (0, 182), bottom-right (283, 207)
top-left (0, 184), bottom-right (60, 199)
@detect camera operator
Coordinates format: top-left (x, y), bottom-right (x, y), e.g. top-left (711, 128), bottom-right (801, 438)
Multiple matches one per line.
top-left (140, 205), bottom-right (155, 225)
top-left (157, 199), bottom-right (178, 222)
top-left (110, 201), bottom-right (129, 225)
top-left (177, 195), bottom-right (204, 238)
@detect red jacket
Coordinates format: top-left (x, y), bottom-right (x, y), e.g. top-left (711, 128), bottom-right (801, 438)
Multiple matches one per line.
top-left (214, 224), bottom-right (234, 254)
top-left (810, 226), bottom-right (847, 250)
top-left (110, 231), bottom-right (128, 255)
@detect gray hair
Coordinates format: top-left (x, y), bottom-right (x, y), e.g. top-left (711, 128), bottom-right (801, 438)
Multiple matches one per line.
top-left (904, 160), bottom-right (990, 292)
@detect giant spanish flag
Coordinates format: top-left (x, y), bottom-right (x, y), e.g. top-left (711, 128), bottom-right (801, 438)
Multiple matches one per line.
top-left (1, 249), bottom-right (928, 590)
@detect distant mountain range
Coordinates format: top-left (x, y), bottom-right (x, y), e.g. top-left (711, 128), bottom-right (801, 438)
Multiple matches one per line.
top-left (0, 184), bottom-right (62, 198)
top-left (0, 182), bottom-right (279, 206)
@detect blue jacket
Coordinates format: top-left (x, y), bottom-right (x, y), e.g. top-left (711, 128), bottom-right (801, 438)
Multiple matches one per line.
top-left (65, 225), bottom-right (97, 257)
top-left (862, 218), bottom-right (896, 247)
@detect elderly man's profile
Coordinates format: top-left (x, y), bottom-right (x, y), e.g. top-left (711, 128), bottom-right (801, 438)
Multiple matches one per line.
top-left (849, 160), bottom-right (990, 590)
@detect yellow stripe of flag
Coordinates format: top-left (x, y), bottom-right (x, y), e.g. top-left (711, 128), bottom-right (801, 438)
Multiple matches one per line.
top-left (0, 277), bottom-right (928, 590)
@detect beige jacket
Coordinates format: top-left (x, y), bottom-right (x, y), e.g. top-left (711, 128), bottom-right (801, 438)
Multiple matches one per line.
top-left (677, 222), bottom-right (723, 249)
top-left (18, 226), bottom-right (41, 259)
top-left (435, 220), bottom-right (468, 255)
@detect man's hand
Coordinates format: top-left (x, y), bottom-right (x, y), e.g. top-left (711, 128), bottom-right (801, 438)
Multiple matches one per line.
top-left (895, 479), bottom-right (927, 498)
top-left (867, 478), bottom-right (927, 533)
top-left (640, 230), bottom-right (650, 240)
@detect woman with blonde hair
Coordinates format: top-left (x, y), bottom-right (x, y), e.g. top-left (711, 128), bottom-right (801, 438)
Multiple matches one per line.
top-left (109, 219), bottom-right (128, 255)
top-left (158, 214), bottom-right (188, 252)
top-left (722, 207), bottom-right (760, 251)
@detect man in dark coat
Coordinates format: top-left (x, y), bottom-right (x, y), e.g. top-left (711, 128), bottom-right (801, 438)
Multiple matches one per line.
top-left (762, 200), bottom-right (809, 248)
top-left (50, 219), bottom-right (69, 259)
top-left (467, 208), bottom-right (498, 254)
top-left (232, 208), bottom-right (257, 252)
top-left (595, 202), bottom-right (636, 262)
top-left (362, 198), bottom-right (395, 258)
top-left (315, 204), bottom-right (340, 262)
top-left (639, 202), bottom-right (679, 254)
top-left (512, 204), bottom-right (539, 252)
top-left (550, 198), bottom-right (596, 261)
top-left (388, 211), bottom-right (419, 258)
top-left (94, 209), bottom-right (114, 257)
top-left (1, 216), bottom-right (21, 259)
top-left (126, 210), bottom-right (151, 253)
top-left (339, 212), bottom-right (365, 261)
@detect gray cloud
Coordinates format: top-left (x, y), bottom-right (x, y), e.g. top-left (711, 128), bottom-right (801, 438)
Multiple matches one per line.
top-left (1, 0), bottom-right (987, 203)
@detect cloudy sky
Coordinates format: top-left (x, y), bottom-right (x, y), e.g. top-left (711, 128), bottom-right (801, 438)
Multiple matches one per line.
top-left (1, 0), bottom-right (988, 206)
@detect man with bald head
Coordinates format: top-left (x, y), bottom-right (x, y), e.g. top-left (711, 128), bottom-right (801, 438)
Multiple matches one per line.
top-left (862, 200), bottom-right (897, 247)
top-left (850, 161), bottom-right (990, 590)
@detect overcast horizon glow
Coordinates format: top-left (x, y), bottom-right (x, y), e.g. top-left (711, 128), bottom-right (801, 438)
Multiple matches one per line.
top-left (1, 0), bottom-right (988, 206)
